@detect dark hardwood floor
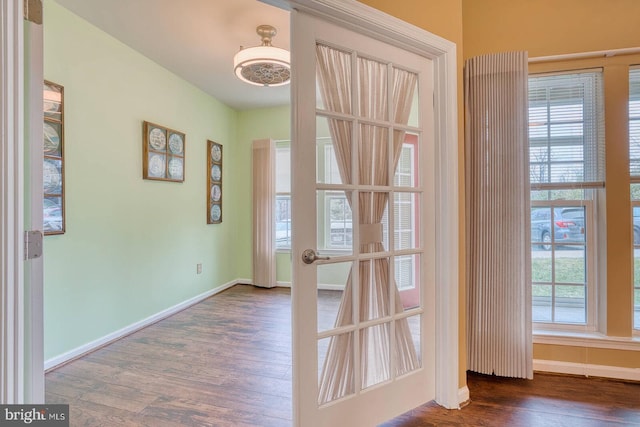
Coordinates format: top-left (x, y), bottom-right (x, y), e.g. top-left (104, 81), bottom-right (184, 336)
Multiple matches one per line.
top-left (45, 285), bottom-right (640, 426)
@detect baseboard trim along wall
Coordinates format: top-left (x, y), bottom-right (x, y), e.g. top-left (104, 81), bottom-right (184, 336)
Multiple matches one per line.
top-left (533, 359), bottom-right (640, 382)
top-left (44, 280), bottom-right (240, 371)
top-left (458, 386), bottom-right (470, 406)
top-left (277, 281), bottom-right (346, 291)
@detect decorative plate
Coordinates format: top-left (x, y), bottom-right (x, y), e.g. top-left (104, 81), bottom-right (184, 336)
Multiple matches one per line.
top-left (211, 184), bottom-right (221, 202)
top-left (211, 144), bottom-right (222, 162)
top-left (211, 164), bottom-right (221, 181)
top-left (168, 133), bottom-right (184, 155)
top-left (43, 122), bottom-right (61, 155)
top-left (210, 204), bottom-right (221, 222)
top-left (43, 159), bottom-right (62, 194)
top-left (43, 83), bottom-right (62, 119)
top-left (148, 127), bottom-right (166, 151)
top-left (168, 157), bottom-right (183, 179)
top-left (43, 197), bottom-right (63, 232)
top-left (148, 153), bottom-right (166, 177)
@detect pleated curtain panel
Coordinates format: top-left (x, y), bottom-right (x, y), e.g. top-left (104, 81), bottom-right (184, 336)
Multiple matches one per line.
top-left (464, 51), bottom-right (533, 379)
top-left (316, 44), bottom-right (419, 404)
top-left (252, 139), bottom-right (277, 288)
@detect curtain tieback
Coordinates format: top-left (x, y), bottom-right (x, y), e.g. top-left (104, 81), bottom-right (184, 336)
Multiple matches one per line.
top-left (360, 223), bottom-right (383, 245)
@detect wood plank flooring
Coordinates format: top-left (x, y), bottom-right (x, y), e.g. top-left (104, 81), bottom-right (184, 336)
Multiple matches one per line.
top-left (45, 285), bottom-right (640, 426)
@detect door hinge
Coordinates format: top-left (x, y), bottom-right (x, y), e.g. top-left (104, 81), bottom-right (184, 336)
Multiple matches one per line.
top-left (24, 230), bottom-right (43, 260)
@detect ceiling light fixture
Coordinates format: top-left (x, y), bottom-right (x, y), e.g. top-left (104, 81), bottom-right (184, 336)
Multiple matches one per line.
top-left (233, 25), bottom-right (290, 87)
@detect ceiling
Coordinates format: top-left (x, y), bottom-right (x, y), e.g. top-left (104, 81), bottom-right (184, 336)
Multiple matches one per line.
top-left (54, 0), bottom-right (291, 111)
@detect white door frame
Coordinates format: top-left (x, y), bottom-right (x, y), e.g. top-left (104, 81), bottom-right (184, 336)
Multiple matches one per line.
top-left (25, 16), bottom-right (45, 404)
top-left (1, 0), bottom-right (26, 404)
top-left (1, 0), bottom-right (45, 404)
top-left (264, 0), bottom-right (461, 414)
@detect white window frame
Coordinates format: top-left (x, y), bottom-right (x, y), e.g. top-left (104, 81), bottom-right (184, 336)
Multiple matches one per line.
top-left (632, 197), bottom-right (640, 333)
top-left (275, 140), bottom-right (292, 251)
top-left (629, 66), bottom-right (640, 333)
top-left (528, 69), bottom-right (604, 332)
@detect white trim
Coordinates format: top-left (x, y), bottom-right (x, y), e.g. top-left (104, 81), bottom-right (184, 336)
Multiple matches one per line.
top-left (24, 18), bottom-right (45, 404)
top-left (529, 47), bottom-right (640, 63)
top-left (44, 281), bottom-right (238, 371)
top-left (1, 0), bottom-right (25, 404)
top-left (457, 386), bottom-right (470, 406)
top-left (534, 332), bottom-right (640, 351)
top-left (433, 30), bottom-right (460, 411)
top-left (276, 281), bottom-right (345, 291)
top-left (265, 0), bottom-right (455, 58)
top-left (534, 359), bottom-right (640, 382)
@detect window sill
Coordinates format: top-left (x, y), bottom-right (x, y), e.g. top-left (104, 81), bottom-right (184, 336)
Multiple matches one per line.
top-left (534, 330), bottom-right (640, 351)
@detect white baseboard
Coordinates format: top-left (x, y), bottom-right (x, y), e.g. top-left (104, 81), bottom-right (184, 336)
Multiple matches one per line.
top-left (533, 359), bottom-right (640, 382)
top-left (44, 280), bottom-right (238, 371)
top-left (458, 385), bottom-right (470, 406)
top-left (275, 281), bottom-right (345, 291)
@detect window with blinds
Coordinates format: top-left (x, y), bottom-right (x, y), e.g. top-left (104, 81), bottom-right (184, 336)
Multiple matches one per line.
top-left (528, 70), bottom-right (604, 329)
top-left (529, 71), bottom-right (605, 189)
top-left (628, 67), bottom-right (640, 331)
top-left (630, 68), bottom-right (640, 178)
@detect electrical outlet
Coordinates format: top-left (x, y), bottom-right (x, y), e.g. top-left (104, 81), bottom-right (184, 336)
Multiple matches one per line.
top-left (197, 263), bottom-right (202, 274)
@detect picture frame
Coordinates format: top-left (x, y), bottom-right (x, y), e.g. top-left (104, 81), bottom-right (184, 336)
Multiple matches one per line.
top-left (43, 80), bottom-right (65, 235)
top-left (207, 140), bottom-right (222, 224)
top-left (142, 121), bottom-right (185, 182)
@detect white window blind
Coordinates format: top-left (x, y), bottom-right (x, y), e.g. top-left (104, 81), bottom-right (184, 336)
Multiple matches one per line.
top-left (630, 68), bottom-right (640, 178)
top-left (529, 71), bottom-right (605, 189)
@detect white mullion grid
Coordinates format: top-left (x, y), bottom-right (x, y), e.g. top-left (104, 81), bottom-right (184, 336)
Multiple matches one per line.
top-left (350, 48), bottom-right (362, 396)
top-left (531, 198), bottom-right (595, 331)
top-left (385, 61), bottom-right (398, 383)
top-left (632, 67), bottom-right (640, 332)
top-left (585, 201), bottom-right (596, 330)
top-left (317, 307), bottom-right (425, 341)
top-left (550, 207), bottom-right (557, 323)
top-left (316, 110), bottom-right (422, 137)
top-left (634, 198), bottom-right (640, 331)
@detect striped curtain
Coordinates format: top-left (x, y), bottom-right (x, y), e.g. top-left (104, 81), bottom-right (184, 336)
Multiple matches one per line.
top-left (465, 51), bottom-right (533, 379)
top-left (252, 139), bottom-right (277, 288)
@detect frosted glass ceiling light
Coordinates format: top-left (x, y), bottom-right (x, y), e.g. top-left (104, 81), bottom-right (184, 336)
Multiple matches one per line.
top-left (233, 25), bottom-right (290, 87)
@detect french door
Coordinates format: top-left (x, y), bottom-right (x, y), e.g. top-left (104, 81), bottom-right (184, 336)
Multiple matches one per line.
top-left (290, 9), bottom-right (436, 426)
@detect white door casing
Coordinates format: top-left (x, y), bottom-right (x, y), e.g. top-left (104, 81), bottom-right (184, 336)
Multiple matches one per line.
top-left (25, 17), bottom-right (45, 404)
top-left (1, 0), bottom-right (25, 404)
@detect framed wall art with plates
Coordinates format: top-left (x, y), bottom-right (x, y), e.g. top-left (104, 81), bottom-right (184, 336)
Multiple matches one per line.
top-left (142, 121), bottom-right (185, 182)
top-left (43, 80), bottom-right (65, 235)
top-left (207, 140), bottom-right (222, 224)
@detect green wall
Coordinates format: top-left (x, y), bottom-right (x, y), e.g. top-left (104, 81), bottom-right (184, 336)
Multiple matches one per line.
top-left (43, 1), bottom-right (240, 360)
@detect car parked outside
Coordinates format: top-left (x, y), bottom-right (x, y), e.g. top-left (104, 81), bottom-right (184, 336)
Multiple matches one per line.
top-left (531, 207), bottom-right (585, 250)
